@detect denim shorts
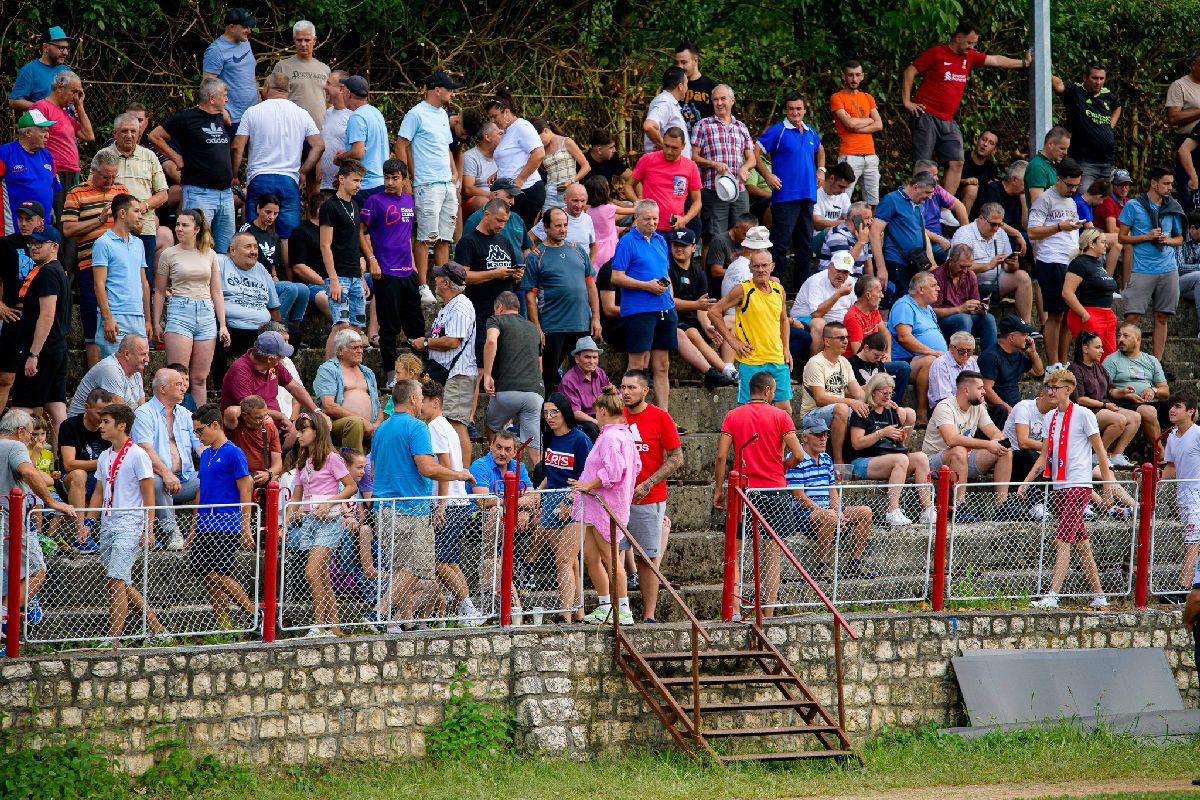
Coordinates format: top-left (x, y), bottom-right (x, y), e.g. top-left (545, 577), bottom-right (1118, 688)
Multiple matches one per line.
top-left (100, 524), bottom-right (141, 584)
top-left (415, 181), bottom-right (458, 242)
top-left (851, 457), bottom-right (873, 479)
top-left (289, 515), bottom-right (343, 552)
top-left (164, 296), bottom-right (218, 340)
top-left (96, 314), bottom-right (147, 359)
top-left (539, 489), bottom-right (573, 530)
top-left (326, 276), bottom-right (367, 327)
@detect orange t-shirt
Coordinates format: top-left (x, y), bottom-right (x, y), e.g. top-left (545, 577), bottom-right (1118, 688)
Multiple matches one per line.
top-left (829, 90), bottom-right (877, 156)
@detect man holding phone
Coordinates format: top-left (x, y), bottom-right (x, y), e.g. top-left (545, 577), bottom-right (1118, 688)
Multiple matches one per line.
top-left (979, 315), bottom-right (1045, 433)
top-left (950, 201), bottom-right (1034, 324)
top-left (1028, 158), bottom-right (1086, 366)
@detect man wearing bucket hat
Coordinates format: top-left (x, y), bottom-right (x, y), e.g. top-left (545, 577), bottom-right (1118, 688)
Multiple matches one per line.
top-left (692, 84), bottom-right (754, 245)
top-left (0, 112), bottom-right (60, 235)
top-left (8, 26), bottom-right (73, 112)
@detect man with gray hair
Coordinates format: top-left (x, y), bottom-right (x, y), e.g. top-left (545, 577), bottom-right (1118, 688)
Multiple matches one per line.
top-left (100, 112), bottom-right (169, 278)
top-left (692, 84), bottom-right (754, 243)
top-left (201, 7), bottom-right (258, 128)
top-left (132, 368), bottom-right (202, 550)
top-left (68, 335), bottom-right (149, 415)
top-left (314, 329), bottom-right (384, 454)
top-left (149, 78), bottom-right (236, 252)
top-left (932, 243), bottom-right (999, 352)
top-left (271, 20), bottom-right (331, 129)
top-left (870, 171), bottom-right (938, 306)
top-left (30, 69), bottom-right (94, 205)
top-left (951, 200), bottom-right (1032, 323)
top-left (462, 122), bottom-right (501, 213)
top-left (927, 330), bottom-right (980, 408)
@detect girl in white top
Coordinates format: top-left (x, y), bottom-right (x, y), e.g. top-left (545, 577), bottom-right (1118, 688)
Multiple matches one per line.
top-left (1020, 369), bottom-right (1112, 609)
top-left (153, 209), bottom-right (230, 407)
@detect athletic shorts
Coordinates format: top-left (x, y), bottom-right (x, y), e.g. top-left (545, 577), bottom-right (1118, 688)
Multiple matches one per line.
top-left (1123, 271), bottom-right (1180, 316)
top-left (910, 114), bottom-right (965, 163)
top-left (623, 308), bottom-right (680, 353)
top-left (1033, 261), bottom-right (1069, 314)
top-left (191, 530), bottom-right (241, 577)
top-left (737, 362), bottom-right (793, 403)
top-left (1053, 486), bottom-right (1090, 544)
top-left (618, 501), bottom-right (665, 558)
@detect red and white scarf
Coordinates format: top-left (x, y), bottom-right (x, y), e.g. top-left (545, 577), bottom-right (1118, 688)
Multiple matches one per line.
top-left (104, 437), bottom-right (135, 509)
top-left (1043, 403), bottom-right (1075, 482)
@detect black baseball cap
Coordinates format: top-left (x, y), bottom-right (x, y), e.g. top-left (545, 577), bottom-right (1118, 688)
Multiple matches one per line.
top-left (340, 75), bottom-right (369, 98)
top-left (16, 200), bottom-right (45, 218)
top-left (490, 177), bottom-right (522, 197)
top-left (668, 229), bottom-right (697, 246)
top-left (998, 315), bottom-right (1036, 336)
top-left (225, 8), bottom-right (257, 26)
top-left (425, 71), bottom-right (462, 91)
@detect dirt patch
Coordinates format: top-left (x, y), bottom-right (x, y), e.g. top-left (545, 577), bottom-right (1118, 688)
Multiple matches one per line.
top-left (811, 778), bottom-right (1196, 800)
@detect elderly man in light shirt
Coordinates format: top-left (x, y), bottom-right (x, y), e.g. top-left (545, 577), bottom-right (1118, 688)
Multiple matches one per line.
top-left (131, 367), bottom-right (203, 550)
top-left (926, 330), bottom-right (979, 409)
top-left (789, 250), bottom-right (856, 359)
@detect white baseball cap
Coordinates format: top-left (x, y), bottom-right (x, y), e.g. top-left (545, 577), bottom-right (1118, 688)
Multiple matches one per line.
top-left (826, 250), bottom-right (854, 272)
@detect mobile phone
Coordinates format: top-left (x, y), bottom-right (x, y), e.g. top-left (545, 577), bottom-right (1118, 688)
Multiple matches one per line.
top-left (657, 277), bottom-right (670, 287)
top-left (669, 214), bottom-right (679, 226)
top-left (997, 438), bottom-right (1011, 449)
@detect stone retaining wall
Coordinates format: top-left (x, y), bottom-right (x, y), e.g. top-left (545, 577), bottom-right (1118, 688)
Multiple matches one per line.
top-left (2, 610), bottom-right (1194, 772)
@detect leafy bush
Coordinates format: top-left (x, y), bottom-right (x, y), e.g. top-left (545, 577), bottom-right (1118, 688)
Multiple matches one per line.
top-left (0, 732), bottom-right (128, 800)
top-left (138, 730), bottom-right (250, 797)
top-left (424, 663), bottom-right (515, 762)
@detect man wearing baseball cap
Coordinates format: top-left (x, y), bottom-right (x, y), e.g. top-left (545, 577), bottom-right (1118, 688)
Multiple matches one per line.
top-left (397, 71), bottom-right (463, 294)
top-left (0, 201), bottom-right (46, 409)
top-left (7, 26), bottom-right (72, 112)
top-left (790, 248), bottom-right (858, 358)
top-left (666, 228), bottom-right (737, 389)
top-left (463, 177), bottom-right (530, 257)
top-left (0, 112), bottom-right (60, 236)
top-left (1096, 168), bottom-right (1133, 278)
top-left (336, 75), bottom-right (389, 201)
top-left (202, 8), bottom-right (259, 127)
top-left (9, 225), bottom-right (72, 429)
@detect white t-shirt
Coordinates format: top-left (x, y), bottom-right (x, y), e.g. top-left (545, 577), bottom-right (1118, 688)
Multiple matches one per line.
top-left (721, 256), bottom-right (751, 320)
top-left (951, 220), bottom-right (1012, 287)
top-left (1026, 188), bottom-right (1080, 265)
top-left (238, 98), bottom-right (320, 184)
top-left (428, 415), bottom-right (468, 504)
top-left (1003, 398), bottom-right (1047, 446)
top-left (923, 398), bottom-right (994, 454)
top-left (276, 356), bottom-right (298, 419)
top-left (462, 146), bottom-right (496, 192)
top-left (815, 187), bottom-right (851, 224)
top-left (319, 107), bottom-right (352, 190)
top-left (1164, 423), bottom-right (1200, 500)
top-left (96, 442), bottom-right (154, 528)
top-left (430, 293), bottom-right (477, 377)
top-left (643, 90), bottom-right (691, 157)
top-left (532, 210), bottom-right (597, 249)
top-left (790, 270), bottom-right (855, 322)
top-left (1042, 404), bottom-right (1100, 489)
top-left (494, 118), bottom-right (545, 190)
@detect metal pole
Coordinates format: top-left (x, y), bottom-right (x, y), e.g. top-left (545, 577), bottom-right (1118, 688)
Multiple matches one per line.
top-left (721, 470), bottom-right (741, 622)
top-left (932, 466), bottom-right (951, 611)
top-left (1029, 0), bottom-right (1053, 155)
top-left (1135, 463), bottom-right (1156, 609)
top-left (833, 621), bottom-right (846, 729)
top-left (5, 488), bottom-right (23, 657)
top-left (751, 515), bottom-right (763, 628)
top-left (500, 472), bottom-right (518, 627)
top-left (261, 482), bottom-right (280, 643)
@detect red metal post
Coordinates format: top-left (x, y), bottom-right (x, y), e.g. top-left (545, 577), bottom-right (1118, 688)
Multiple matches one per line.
top-left (500, 472), bottom-right (518, 626)
top-left (261, 482), bottom-right (280, 643)
top-left (1135, 463), bottom-right (1157, 609)
top-left (5, 488), bottom-right (23, 657)
top-left (721, 470), bottom-right (742, 622)
top-left (931, 465), bottom-right (952, 612)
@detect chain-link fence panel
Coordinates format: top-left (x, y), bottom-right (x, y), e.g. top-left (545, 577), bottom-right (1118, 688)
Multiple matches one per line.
top-left (1150, 478), bottom-right (1200, 598)
top-left (830, 482), bottom-right (936, 605)
top-left (279, 495), bottom-right (500, 636)
top-left (509, 488), bottom-right (584, 623)
top-left (739, 487), bottom-right (832, 613)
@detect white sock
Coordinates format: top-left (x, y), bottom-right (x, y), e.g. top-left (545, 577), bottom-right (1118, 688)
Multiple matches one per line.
top-left (597, 594), bottom-right (611, 606)
top-left (722, 362), bottom-right (737, 377)
top-left (458, 597), bottom-right (478, 614)
top-left (618, 597), bottom-right (631, 611)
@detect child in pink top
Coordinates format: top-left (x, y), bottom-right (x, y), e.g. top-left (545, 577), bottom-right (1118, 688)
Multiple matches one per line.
top-left (584, 176), bottom-right (632, 268)
top-left (569, 386), bottom-right (639, 624)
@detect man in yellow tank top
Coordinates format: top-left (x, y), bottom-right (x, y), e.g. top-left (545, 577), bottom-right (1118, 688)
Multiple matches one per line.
top-left (707, 232), bottom-right (793, 412)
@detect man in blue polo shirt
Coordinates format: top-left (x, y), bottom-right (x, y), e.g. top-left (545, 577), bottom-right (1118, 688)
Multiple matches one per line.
top-left (756, 93), bottom-right (825, 284)
top-left (201, 8), bottom-right (259, 128)
top-left (609, 199), bottom-right (678, 411)
top-left (870, 171), bottom-right (938, 306)
top-left (0, 111), bottom-right (60, 235)
top-left (8, 26), bottom-right (72, 112)
top-left (90, 193), bottom-right (151, 359)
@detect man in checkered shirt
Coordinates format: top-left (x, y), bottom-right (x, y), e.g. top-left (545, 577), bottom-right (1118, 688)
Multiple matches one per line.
top-left (692, 84), bottom-right (755, 245)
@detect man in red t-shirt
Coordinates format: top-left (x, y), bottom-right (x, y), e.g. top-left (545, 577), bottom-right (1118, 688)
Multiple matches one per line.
top-left (901, 21), bottom-right (1029, 196)
top-left (619, 368), bottom-right (682, 623)
top-left (630, 128), bottom-right (701, 233)
top-left (218, 331), bottom-right (320, 446)
top-left (843, 274), bottom-right (887, 356)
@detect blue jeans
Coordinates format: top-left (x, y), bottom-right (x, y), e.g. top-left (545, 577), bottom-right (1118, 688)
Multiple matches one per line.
top-left (275, 281), bottom-right (310, 323)
top-left (938, 312), bottom-right (998, 353)
top-left (181, 185), bottom-right (235, 254)
top-left (885, 360), bottom-right (911, 406)
top-left (245, 174), bottom-right (302, 238)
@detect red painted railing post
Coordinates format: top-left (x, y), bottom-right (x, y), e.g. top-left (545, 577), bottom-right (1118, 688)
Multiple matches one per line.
top-left (931, 465), bottom-right (952, 612)
top-left (500, 472), bottom-right (518, 627)
top-left (261, 482), bottom-right (280, 643)
top-left (1135, 463), bottom-right (1157, 609)
top-left (5, 488), bottom-right (24, 657)
top-left (721, 470), bottom-right (742, 622)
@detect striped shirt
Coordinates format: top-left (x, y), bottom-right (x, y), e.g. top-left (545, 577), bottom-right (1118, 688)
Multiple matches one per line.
top-left (100, 144), bottom-right (167, 233)
top-left (60, 182), bottom-right (128, 270)
top-left (692, 116), bottom-right (753, 191)
top-left (785, 451), bottom-right (835, 509)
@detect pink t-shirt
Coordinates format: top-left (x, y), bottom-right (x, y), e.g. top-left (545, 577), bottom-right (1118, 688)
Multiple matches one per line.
top-left (573, 423), bottom-right (638, 540)
top-left (720, 402), bottom-right (796, 489)
top-left (588, 203), bottom-right (619, 267)
top-left (295, 451), bottom-right (350, 506)
top-left (632, 151), bottom-right (700, 231)
top-left (30, 99), bottom-right (82, 173)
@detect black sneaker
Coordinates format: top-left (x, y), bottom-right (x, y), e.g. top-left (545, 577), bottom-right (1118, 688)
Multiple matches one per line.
top-left (841, 559), bottom-right (878, 580)
top-left (513, 561), bottom-right (537, 592)
top-left (703, 368), bottom-right (736, 390)
top-left (627, 570), bottom-right (640, 591)
top-left (811, 562), bottom-right (834, 582)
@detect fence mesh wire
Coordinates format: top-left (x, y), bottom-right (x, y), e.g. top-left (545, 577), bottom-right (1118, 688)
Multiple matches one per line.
top-left (1150, 478), bottom-right (1200, 598)
top-left (739, 483), bottom-right (935, 612)
top-left (508, 488), bottom-right (584, 623)
top-left (946, 480), bottom-right (1138, 602)
top-left (22, 502), bottom-right (260, 645)
top-left (279, 495), bottom-right (501, 635)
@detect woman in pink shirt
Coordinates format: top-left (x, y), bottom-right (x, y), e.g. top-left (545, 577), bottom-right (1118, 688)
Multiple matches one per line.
top-left (569, 385), bottom-right (638, 625)
top-left (584, 176), bottom-right (631, 268)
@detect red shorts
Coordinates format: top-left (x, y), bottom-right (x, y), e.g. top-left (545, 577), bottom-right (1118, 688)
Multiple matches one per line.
top-left (1053, 487), bottom-right (1090, 543)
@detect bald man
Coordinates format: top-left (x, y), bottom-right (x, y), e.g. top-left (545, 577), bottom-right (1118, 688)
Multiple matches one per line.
top-left (531, 182), bottom-right (598, 263)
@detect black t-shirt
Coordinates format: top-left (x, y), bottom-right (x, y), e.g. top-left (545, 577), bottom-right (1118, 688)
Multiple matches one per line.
top-left (17, 259), bottom-right (71, 356)
top-left (289, 219), bottom-right (320, 278)
top-left (239, 221), bottom-right (283, 278)
top-left (1062, 84), bottom-right (1120, 163)
top-left (973, 179), bottom-right (1022, 228)
top-left (594, 262), bottom-right (625, 350)
top-left (317, 195), bottom-right (362, 279)
top-left (847, 353), bottom-right (886, 386)
top-left (161, 107), bottom-right (232, 189)
top-left (848, 405), bottom-right (908, 459)
top-left (978, 345), bottom-right (1031, 407)
top-left (706, 232), bottom-right (738, 273)
top-left (456, 226), bottom-right (520, 325)
top-left (58, 413), bottom-right (109, 466)
top-left (1067, 254), bottom-right (1119, 309)
top-left (0, 233), bottom-right (31, 308)
top-left (668, 258), bottom-right (709, 327)
top-left (682, 75), bottom-right (717, 133)
top-left (961, 156), bottom-right (999, 193)
top-left (586, 151), bottom-right (630, 182)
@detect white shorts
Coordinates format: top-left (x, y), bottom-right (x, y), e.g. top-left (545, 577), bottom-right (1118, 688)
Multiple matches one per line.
top-left (415, 182), bottom-right (458, 242)
top-left (1182, 504), bottom-right (1200, 545)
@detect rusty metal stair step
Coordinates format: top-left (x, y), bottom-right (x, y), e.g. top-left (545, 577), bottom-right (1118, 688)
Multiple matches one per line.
top-left (704, 725), bottom-right (841, 738)
top-left (641, 649), bottom-right (776, 662)
top-left (686, 699), bottom-right (820, 714)
top-left (718, 750), bottom-right (854, 763)
top-left (659, 673), bottom-right (792, 687)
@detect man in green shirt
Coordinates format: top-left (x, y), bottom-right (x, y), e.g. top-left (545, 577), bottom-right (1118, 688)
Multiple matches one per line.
top-left (1102, 322), bottom-right (1171, 443)
top-left (1025, 126), bottom-right (1070, 206)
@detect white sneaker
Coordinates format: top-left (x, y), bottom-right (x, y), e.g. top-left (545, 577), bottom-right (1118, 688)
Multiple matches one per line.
top-left (385, 624), bottom-right (405, 634)
top-left (1029, 502), bottom-right (1047, 522)
top-left (1083, 504), bottom-right (1096, 521)
top-left (457, 598), bottom-right (486, 627)
top-left (305, 626), bottom-right (332, 638)
top-left (919, 506), bottom-right (938, 525)
top-left (885, 509), bottom-right (913, 527)
top-left (166, 531), bottom-right (185, 551)
top-left (1108, 453), bottom-right (1133, 468)
top-left (722, 364), bottom-right (738, 381)
top-left (419, 284), bottom-right (436, 304)
top-left (1090, 595), bottom-right (1109, 608)
top-left (1031, 593), bottom-right (1059, 608)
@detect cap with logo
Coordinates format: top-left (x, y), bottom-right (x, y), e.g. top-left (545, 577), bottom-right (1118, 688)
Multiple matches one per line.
top-left (740, 225), bottom-right (773, 250)
top-left (17, 109), bottom-right (56, 129)
top-left (29, 226), bottom-right (61, 245)
top-left (490, 177), bottom-right (523, 197)
top-left (668, 228), bottom-right (697, 246)
top-left (255, 330), bottom-right (294, 358)
top-left (998, 315), bottom-right (1036, 336)
top-left (16, 201), bottom-right (45, 219)
top-left (433, 261), bottom-right (467, 286)
top-left (825, 250), bottom-right (855, 272)
top-left (425, 71), bottom-right (462, 91)
top-left (340, 75), bottom-right (369, 99)
top-left (41, 26), bottom-right (70, 44)
top-left (1111, 169), bottom-right (1133, 186)
top-left (225, 8), bottom-right (257, 26)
